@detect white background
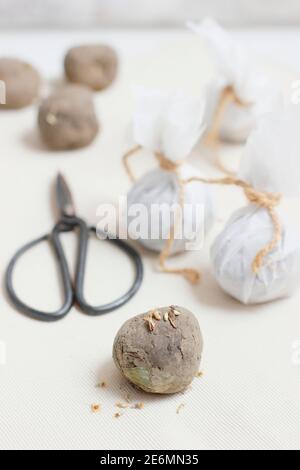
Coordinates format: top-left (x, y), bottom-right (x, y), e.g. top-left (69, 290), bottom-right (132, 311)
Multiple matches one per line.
top-left (1, 0), bottom-right (300, 27)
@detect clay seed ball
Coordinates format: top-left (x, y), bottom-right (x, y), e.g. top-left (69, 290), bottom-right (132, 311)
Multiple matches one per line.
top-left (64, 44), bottom-right (118, 91)
top-left (0, 58), bottom-right (40, 109)
top-left (38, 84), bottom-right (99, 150)
top-left (113, 306), bottom-right (203, 394)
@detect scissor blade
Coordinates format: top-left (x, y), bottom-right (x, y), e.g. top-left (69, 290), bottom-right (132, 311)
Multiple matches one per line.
top-left (56, 174), bottom-right (76, 217)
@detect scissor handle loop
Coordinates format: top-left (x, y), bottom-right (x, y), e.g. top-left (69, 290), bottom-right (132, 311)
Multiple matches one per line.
top-left (6, 216), bottom-right (143, 321)
top-left (75, 226), bottom-right (143, 315)
top-left (5, 228), bottom-right (74, 322)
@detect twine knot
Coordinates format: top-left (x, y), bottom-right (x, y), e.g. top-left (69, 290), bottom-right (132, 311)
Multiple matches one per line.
top-left (183, 175), bottom-right (283, 274)
top-left (243, 186), bottom-right (281, 210)
top-left (242, 185), bottom-right (282, 273)
top-left (123, 145), bottom-right (200, 284)
top-left (155, 153), bottom-right (183, 172)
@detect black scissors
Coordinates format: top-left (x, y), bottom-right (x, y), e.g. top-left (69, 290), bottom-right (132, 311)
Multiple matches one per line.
top-left (6, 174), bottom-right (143, 322)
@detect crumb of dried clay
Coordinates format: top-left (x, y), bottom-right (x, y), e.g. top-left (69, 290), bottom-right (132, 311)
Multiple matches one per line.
top-left (96, 381), bottom-right (107, 388)
top-left (195, 371), bottom-right (203, 378)
top-left (176, 403), bottom-right (185, 414)
top-left (91, 404), bottom-right (101, 413)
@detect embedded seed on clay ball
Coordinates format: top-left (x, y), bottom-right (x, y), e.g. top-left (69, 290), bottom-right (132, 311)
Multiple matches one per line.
top-left (38, 84), bottom-right (99, 150)
top-left (0, 58), bottom-right (41, 109)
top-left (64, 44), bottom-right (118, 91)
top-left (113, 306), bottom-right (203, 394)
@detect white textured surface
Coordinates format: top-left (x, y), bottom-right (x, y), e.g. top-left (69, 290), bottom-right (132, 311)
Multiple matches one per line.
top-left (0, 29), bottom-right (300, 450)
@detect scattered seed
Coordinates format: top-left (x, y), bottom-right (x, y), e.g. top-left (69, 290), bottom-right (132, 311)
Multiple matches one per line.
top-left (144, 315), bottom-right (156, 332)
top-left (167, 307), bottom-right (178, 328)
top-left (46, 113), bottom-right (57, 126)
top-left (169, 305), bottom-right (182, 316)
top-left (173, 309), bottom-right (181, 316)
top-left (168, 313), bottom-right (177, 329)
top-left (133, 402), bottom-right (144, 410)
top-left (91, 404), bottom-right (101, 413)
top-left (152, 310), bottom-right (161, 321)
top-left (114, 412), bottom-right (123, 418)
top-left (195, 371), bottom-right (203, 378)
top-left (163, 312), bottom-right (169, 322)
top-left (176, 403), bottom-right (185, 414)
top-left (115, 402), bottom-right (129, 409)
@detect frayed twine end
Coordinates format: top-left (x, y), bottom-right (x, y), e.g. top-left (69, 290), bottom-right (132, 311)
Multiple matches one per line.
top-left (182, 269), bottom-right (201, 284)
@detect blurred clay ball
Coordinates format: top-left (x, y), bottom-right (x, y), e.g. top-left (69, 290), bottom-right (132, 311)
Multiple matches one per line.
top-left (64, 44), bottom-right (118, 91)
top-left (0, 58), bottom-right (41, 109)
top-left (38, 84), bottom-right (99, 150)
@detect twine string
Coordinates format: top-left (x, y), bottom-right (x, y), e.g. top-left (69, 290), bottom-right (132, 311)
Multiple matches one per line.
top-left (205, 86), bottom-right (249, 176)
top-left (156, 154), bottom-right (200, 284)
top-left (183, 176), bottom-right (282, 273)
top-left (122, 146), bottom-right (200, 283)
top-left (122, 146), bottom-right (282, 279)
top-left (123, 144), bottom-right (142, 182)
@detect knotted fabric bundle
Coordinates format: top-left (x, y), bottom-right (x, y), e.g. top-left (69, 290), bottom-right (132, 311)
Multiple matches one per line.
top-left (188, 18), bottom-right (280, 147)
top-left (123, 87), bottom-right (215, 283)
top-left (185, 109), bottom-right (300, 303)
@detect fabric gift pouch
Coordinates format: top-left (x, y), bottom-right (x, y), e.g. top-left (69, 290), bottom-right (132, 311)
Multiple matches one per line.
top-left (210, 109), bottom-right (300, 304)
top-left (123, 86), bottom-right (215, 283)
top-left (188, 17), bottom-right (280, 145)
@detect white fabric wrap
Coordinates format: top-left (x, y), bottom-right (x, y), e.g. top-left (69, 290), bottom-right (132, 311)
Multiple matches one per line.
top-left (239, 109), bottom-right (300, 196)
top-left (128, 164), bottom-right (214, 253)
top-left (132, 86), bottom-right (206, 162)
top-left (211, 109), bottom-right (300, 304)
top-left (211, 205), bottom-right (300, 304)
top-left (188, 18), bottom-right (280, 143)
top-left (127, 87), bottom-right (214, 253)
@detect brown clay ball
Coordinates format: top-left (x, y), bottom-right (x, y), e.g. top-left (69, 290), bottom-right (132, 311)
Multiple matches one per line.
top-left (64, 44), bottom-right (118, 91)
top-left (113, 306), bottom-right (203, 394)
top-left (38, 84), bottom-right (99, 150)
top-left (0, 58), bottom-right (40, 109)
